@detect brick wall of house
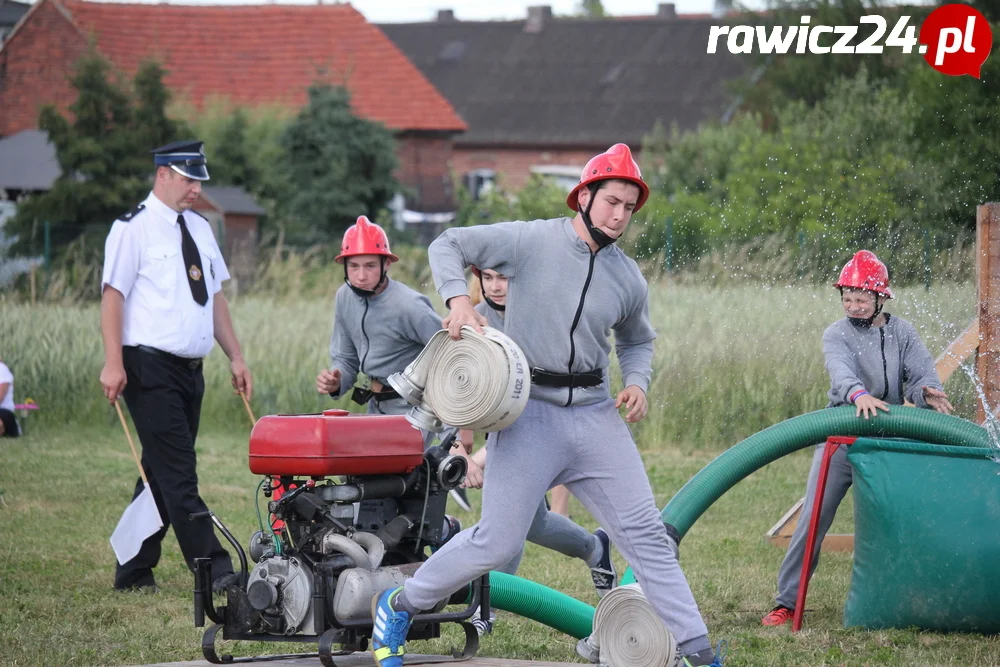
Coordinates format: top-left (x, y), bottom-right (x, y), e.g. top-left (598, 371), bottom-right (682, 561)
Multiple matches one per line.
top-left (0, 1), bottom-right (87, 136)
top-left (451, 146), bottom-right (601, 191)
top-left (395, 133), bottom-right (456, 212)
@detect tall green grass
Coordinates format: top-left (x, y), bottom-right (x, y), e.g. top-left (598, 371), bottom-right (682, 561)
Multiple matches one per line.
top-left (2, 282), bottom-right (977, 449)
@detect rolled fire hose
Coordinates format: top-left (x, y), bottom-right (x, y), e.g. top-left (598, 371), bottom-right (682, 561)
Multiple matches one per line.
top-left (575, 584), bottom-right (680, 667)
top-left (388, 326), bottom-right (530, 433)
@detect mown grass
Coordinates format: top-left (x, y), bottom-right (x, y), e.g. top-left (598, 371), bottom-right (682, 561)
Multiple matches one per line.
top-left (3, 424), bottom-right (999, 666)
top-left (1, 281), bottom-right (992, 666)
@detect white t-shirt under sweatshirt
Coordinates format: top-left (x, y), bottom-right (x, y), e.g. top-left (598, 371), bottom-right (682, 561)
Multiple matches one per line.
top-left (0, 362), bottom-right (15, 412)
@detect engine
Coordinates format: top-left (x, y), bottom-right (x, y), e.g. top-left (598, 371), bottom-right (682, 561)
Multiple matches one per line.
top-left (192, 409), bottom-right (487, 666)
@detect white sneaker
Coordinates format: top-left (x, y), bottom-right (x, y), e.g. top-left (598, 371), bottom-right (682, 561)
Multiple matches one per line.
top-left (470, 605), bottom-right (495, 636)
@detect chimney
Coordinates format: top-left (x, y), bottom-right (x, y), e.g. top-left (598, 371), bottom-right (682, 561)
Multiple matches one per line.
top-left (658, 3), bottom-right (676, 19)
top-left (437, 9), bottom-right (456, 22)
top-left (524, 5), bottom-right (552, 34)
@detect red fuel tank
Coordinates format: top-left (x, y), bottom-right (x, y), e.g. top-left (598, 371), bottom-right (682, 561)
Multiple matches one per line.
top-left (248, 409), bottom-right (425, 477)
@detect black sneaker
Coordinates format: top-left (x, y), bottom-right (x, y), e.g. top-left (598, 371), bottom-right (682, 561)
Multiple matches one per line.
top-left (443, 516), bottom-right (462, 544)
top-left (449, 487), bottom-right (472, 512)
top-left (590, 528), bottom-right (617, 598)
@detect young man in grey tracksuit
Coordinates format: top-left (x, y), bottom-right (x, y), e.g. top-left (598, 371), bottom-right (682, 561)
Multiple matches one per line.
top-left (312, 216), bottom-right (461, 537)
top-left (761, 250), bottom-right (953, 627)
top-left (316, 216), bottom-right (442, 428)
top-left (370, 144), bottom-right (721, 667)
top-left (456, 268), bottom-right (618, 637)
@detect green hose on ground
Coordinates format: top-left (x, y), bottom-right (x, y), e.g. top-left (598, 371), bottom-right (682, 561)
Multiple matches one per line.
top-left (484, 571), bottom-right (595, 638)
top-left (618, 405), bottom-right (989, 585)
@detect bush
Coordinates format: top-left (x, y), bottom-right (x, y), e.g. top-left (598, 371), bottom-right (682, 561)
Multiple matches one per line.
top-left (628, 70), bottom-right (958, 284)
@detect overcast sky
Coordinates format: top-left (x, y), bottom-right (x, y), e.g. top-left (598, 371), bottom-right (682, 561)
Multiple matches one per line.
top-left (62, 0), bottom-right (767, 22)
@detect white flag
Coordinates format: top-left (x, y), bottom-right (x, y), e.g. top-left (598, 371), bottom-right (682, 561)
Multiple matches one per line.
top-left (110, 483), bottom-right (163, 565)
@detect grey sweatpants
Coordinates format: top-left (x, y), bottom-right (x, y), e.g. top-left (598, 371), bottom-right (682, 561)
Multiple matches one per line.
top-left (401, 397), bottom-right (710, 645)
top-left (377, 396), bottom-right (599, 575)
top-left (775, 443), bottom-right (853, 609)
top-left (497, 498), bottom-right (599, 575)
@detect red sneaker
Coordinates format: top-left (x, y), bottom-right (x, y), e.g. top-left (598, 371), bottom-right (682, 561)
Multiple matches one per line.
top-left (761, 605), bottom-right (794, 626)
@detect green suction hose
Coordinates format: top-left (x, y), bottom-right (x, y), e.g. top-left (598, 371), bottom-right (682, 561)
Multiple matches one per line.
top-left (485, 571), bottom-right (595, 638)
top-left (619, 405), bottom-right (989, 585)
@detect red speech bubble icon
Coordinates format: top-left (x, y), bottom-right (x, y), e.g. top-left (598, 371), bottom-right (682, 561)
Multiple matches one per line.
top-left (919, 4), bottom-right (992, 78)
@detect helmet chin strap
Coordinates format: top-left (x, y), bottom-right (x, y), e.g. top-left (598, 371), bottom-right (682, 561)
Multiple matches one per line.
top-left (483, 295), bottom-right (505, 312)
top-left (346, 257), bottom-right (387, 298)
top-left (580, 184), bottom-right (617, 250)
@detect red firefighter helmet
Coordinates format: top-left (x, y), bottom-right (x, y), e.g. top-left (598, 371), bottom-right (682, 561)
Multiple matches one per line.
top-left (566, 143), bottom-right (650, 213)
top-left (834, 250), bottom-right (893, 298)
top-left (335, 216), bottom-right (399, 264)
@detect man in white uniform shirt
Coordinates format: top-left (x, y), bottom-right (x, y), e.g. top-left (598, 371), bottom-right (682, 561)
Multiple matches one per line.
top-left (99, 140), bottom-right (253, 593)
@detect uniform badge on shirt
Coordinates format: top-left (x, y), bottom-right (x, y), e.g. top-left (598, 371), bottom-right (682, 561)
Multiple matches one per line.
top-left (210, 261), bottom-right (215, 279)
top-left (189, 265), bottom-right (202, 281)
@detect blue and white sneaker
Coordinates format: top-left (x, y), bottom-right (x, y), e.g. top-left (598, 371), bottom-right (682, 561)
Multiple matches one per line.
top-left (590, 528), bottom-right (617, 598)
top-left (683, 640), bottom-right (727, 667)
top-left (371, 587), bottom-right (412, 667)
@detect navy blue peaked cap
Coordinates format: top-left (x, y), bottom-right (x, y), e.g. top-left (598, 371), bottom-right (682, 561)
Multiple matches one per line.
top-left (151, 140), bottom-right (209, 181)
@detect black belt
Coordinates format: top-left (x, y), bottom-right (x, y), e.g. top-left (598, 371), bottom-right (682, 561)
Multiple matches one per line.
top-left (530, 368), bottom-right (603, 389)
top-left (133, 345), bottom-right (203, 370)
top-left (351, 386), bottom-right (401, 405)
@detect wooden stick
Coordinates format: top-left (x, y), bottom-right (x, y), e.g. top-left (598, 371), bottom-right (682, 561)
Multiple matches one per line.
top-left (239, 390), bottom-right (257, 426)
top-left (114, 401), bottom-right (149, 487)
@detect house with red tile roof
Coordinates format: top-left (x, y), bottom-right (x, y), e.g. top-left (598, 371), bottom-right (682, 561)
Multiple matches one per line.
top-left (0, 0), bottom-right (467, 213)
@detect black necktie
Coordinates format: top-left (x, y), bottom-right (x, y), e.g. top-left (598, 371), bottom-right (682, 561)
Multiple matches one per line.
top-left (177, 214), bottom-right (208, 306)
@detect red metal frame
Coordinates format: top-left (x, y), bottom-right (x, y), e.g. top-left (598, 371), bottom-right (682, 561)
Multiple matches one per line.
top-left (791, 435), bottom-right (857, 632)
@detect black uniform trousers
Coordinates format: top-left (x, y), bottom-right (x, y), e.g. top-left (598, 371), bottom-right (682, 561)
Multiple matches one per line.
top-left (114, 345), bottom-right (233, 589)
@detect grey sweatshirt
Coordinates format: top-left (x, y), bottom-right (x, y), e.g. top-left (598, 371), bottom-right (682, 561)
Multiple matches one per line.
top-left (823, 314), bottom-right (943, 408)
top-left (429, 217), bottom-right (656, 407)
top-left (328, 279), bottom-right (443, 398)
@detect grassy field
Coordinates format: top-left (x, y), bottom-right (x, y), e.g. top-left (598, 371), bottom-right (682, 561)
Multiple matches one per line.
top-left (3, 424), bottom-right (1000, 666)
top-left (1, 282), bottom-right (995, 666)
top-left (0, 282), bottom-right (983, 446)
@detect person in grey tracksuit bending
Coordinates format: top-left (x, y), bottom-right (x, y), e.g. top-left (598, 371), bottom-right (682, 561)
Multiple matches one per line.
top-left (455, 267), bottom-right (618, 636)
top-left (761, 250), bottom-right (953, 627)
top-left (369, 144), bottom-right (721, 667)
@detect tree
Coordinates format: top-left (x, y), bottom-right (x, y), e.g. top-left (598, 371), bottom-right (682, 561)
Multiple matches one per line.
top-left (277, 84), bottom-right (398, 241)
top-left (737, 0), bottom-right (917, 115)
top-left (633, 70), bottom-right (950, 281)
top-left (577, 0), bottom-right (606, 18)
top-left (208, 108), bottom-right (260, 190)
top-left (904, 26), bottom-right (1000, 231)
top-left (9, 51), bottom-right (185, 257)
